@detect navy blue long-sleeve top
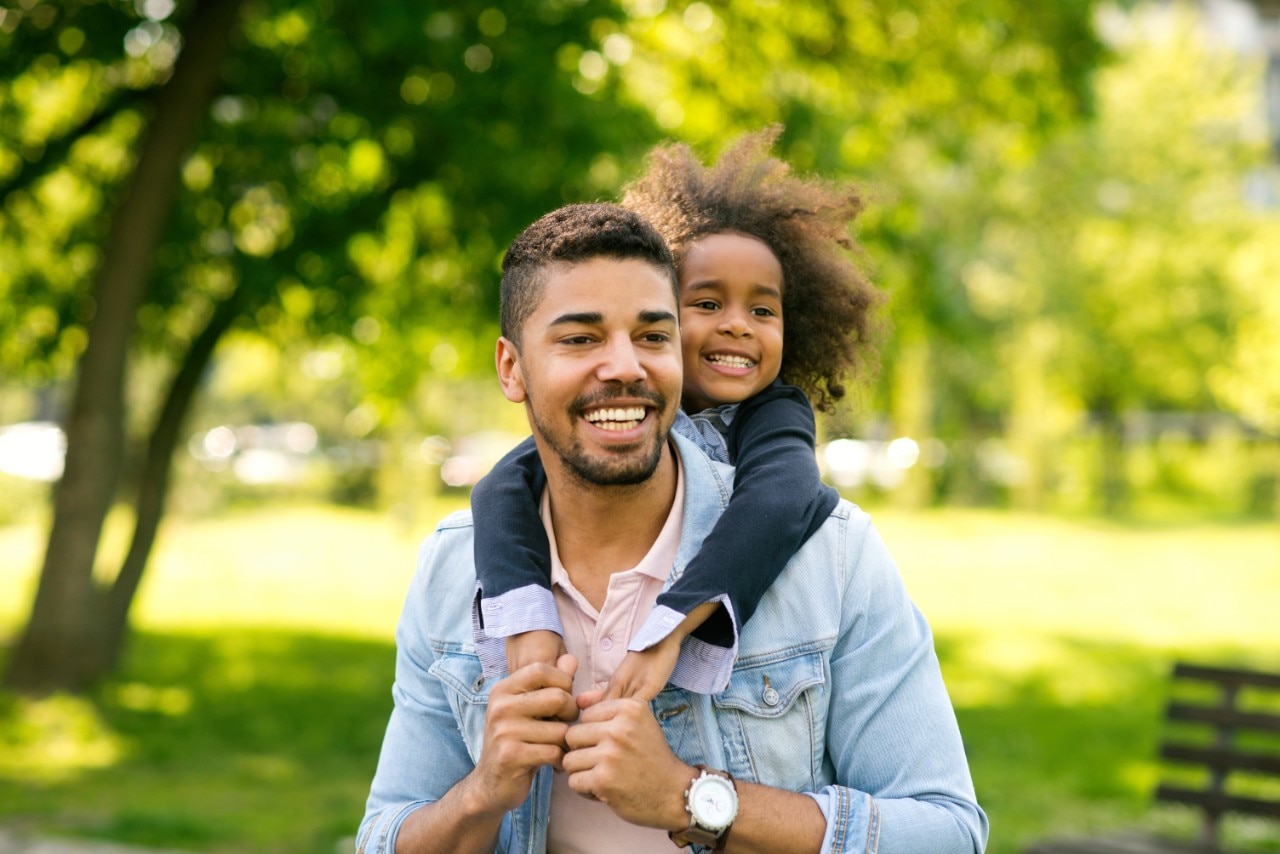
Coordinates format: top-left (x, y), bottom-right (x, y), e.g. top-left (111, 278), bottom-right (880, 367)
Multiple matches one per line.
top-left (470, 379), bottom-right (839, 692)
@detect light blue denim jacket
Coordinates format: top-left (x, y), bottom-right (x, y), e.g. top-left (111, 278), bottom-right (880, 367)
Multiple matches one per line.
top-left (358, 433), bottom-right (988, 853)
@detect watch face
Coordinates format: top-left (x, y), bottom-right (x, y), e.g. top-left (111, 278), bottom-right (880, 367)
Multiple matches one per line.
top-left (690, 775), bottom-right (737, 829)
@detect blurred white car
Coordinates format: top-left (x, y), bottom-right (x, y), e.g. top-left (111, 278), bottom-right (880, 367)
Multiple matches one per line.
top-left (439, 431), bottom-right (526, 488)
top-left (0, 421), bottom-right (66, 481)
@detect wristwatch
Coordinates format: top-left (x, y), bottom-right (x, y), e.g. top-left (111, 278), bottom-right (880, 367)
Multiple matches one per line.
top-left (669, 765), bottom-right (738, 851)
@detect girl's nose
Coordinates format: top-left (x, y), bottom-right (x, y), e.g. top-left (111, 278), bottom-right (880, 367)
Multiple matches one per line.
top-left (719, 314), bottom-right (751, 337)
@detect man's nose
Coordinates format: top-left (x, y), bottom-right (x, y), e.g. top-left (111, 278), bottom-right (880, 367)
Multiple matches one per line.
top-left (597, 337), bottom-right (646, 382)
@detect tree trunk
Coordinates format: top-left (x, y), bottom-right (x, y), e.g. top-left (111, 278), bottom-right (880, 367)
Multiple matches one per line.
top-left (4, 0), bottom-right (243, 694)
top-left (891, 330), bottom-right (935, 509)
top-left (1096, 403), bottom-right (1128, 517)
top-left (90, 291), bottom-right (244, 677)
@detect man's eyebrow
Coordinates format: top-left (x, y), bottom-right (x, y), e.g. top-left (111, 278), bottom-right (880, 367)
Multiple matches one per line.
top-left (549, 312), bottom-right (604, 327)
top-left (639, 310), bottom-right (678, 324)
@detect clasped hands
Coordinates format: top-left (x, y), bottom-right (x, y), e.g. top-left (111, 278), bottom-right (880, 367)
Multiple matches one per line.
top-left (472, 650), bottom-right (692, 832)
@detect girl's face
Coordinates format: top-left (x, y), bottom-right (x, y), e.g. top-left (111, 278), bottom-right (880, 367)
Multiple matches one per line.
top-left (678, 231), bottom-right (784, 413)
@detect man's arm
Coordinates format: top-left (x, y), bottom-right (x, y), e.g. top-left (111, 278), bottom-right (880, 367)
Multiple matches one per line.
top-left (358, 530), bottom-right (579, 854)
top-left (392, 659), bottom-right (579, 853)
top-left (563, 510), bottom-right (987, 853)
top-left (811, 515), bottom-right (988, 853)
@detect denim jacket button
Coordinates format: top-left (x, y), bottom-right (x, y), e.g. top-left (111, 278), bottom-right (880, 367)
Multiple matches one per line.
top-left (762, 685), bottom-right (780, 707)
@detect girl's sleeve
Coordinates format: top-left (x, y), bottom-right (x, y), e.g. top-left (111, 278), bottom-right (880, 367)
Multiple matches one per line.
top-left (469, 436), bottom-right (562, 679)
top-left (635, 381), bottom-right (839, 693)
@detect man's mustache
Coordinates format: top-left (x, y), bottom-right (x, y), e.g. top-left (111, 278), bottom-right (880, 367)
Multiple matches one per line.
top-left (570, 384), bottom-right (668, 415)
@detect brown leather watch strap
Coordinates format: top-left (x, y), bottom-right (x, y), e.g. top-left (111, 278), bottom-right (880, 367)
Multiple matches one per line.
top-left (668, 765), bottom-right (736, 852)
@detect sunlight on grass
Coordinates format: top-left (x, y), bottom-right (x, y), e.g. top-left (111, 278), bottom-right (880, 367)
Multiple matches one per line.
top-left (0, 694), bottom-right (127, 783)
top-left (872, 508), bottom-right (1280, 653)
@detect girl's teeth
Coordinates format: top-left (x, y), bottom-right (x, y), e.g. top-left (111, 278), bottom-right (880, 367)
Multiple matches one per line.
top-left (709, 355), bottom-right (753, 368)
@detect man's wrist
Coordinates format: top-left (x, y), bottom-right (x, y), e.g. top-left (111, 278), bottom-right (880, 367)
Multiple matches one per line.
top-left (457, 768), bottom-right (517, 824)
top-left (669, 764), bottom-right (739, 851)
top-left (664, 762), bottom-right (700, 831)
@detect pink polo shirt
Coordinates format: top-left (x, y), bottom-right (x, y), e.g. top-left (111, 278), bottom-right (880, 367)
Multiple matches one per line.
top-left (543, 453), bottom-right (685, 854)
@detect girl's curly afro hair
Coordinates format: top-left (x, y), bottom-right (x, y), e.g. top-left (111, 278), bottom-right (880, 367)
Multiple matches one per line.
top-left (622, 126), bottom-right (881, 412)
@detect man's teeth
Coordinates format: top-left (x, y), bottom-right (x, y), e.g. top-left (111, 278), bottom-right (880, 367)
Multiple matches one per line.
top-left (584, 407), bottom-right (646, 430)
top-left (708, 354), bottom-right (754, 368)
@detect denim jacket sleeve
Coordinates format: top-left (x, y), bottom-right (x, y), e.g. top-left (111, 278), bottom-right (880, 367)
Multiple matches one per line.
top-left (812, 514), bottom-right (988, 853)
top-left (356, 518), bottom-right (521, 854)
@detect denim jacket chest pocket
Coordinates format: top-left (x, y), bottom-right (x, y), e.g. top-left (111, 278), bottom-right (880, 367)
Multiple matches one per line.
top-left (429, 653), bottom-right (491, 763)
top-left (712, 644), bottom-right (830, 792)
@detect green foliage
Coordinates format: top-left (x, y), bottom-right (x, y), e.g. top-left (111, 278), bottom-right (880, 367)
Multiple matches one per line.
top-left (1, 0), bottom-right (664, 430)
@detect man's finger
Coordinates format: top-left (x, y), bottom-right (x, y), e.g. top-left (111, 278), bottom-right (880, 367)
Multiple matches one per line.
top-left (502, 661), bottom-right (575, 694)
top-left (556, 652), bottom-right (579, 680)
top-left (496, 685), bottom-right (577, 722)
top-left (576, 686), bottom-right (606, 710)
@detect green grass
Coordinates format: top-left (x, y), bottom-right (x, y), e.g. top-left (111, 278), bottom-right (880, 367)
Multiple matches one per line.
top-left (2, 503), bottom-right (1279, 852)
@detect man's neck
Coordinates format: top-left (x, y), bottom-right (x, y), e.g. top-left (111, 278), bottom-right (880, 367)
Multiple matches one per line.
top-left (543, 442), bottom-right (678, 603)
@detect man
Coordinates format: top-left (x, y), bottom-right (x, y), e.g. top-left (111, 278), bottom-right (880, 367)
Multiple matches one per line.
top-left (358, 204), bottom-right (987, 853)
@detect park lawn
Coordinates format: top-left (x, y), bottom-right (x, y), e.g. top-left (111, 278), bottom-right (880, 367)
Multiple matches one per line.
top-left (1, 503), bottom-right (1278, 853)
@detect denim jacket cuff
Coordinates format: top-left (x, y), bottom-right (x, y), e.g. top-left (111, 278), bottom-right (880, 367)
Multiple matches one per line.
top-left (811, 785), bottom-right (877, 853)
top-left (357, 800), bottom-right (432, 854)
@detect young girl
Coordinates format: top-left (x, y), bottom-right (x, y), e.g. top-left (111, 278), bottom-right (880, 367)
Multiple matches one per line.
top-left (470, 126), bottom-right (879, 699)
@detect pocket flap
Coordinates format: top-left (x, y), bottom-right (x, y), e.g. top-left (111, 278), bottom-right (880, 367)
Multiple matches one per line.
top-left (429, 653), bottom-right (491, 705)
top-left (712, 648), bottom-right (825, 717)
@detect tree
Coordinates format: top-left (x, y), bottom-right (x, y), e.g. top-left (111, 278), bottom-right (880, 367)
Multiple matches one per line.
top-left (974, 3), bottom-right (1277, 512)
top-left (605, 0), bottom-right (1105, 505)
top-left (1, 0), bottom-right (660, 692)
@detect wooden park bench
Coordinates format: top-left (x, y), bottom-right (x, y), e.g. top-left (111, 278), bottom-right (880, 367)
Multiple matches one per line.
top-left (1027, 662), bottom-right (1280, 853)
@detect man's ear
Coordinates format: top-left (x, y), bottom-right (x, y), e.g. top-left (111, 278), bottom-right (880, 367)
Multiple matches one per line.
top-left (495, 336), bottom-right (527, 403)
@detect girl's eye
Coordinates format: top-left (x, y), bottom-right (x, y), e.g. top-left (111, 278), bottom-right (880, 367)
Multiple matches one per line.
top-left (692, 300), bottom-right (719, 311)
top-left (752, 307), bottom-right (778, 318)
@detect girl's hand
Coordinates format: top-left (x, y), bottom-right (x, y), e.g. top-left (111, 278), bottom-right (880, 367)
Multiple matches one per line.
top-left (506, 629), bottom-right (567, 674)
top-left (603, 638), bottom-right (681, 702)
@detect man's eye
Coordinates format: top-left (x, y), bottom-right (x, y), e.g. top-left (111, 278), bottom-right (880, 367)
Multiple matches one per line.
top-left (562, 335), bottom-right (594, 345)
top-left (642, 332), bottom-right (671, 343)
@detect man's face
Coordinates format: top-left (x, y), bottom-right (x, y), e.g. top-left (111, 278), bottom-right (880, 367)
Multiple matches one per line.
top-left (497, 256), bottom-right (682, 488)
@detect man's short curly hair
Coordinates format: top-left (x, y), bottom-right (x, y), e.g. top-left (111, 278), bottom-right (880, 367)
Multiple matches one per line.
top-left (622, 126), bottom-right (880, 412)
top-left (500, 203), bottom-right (677, 347)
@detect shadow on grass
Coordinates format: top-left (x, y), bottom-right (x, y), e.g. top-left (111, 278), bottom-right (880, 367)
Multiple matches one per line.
top-left (2, 630), bottom-right (1277, 854)
top-left (0, 629), bottom-right (397, 853)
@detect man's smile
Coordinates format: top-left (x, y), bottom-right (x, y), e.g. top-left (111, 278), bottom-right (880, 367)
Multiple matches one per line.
top-left (582, 406), bottom-right (649, 432)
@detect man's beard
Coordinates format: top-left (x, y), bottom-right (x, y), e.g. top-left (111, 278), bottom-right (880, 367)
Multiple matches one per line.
top-left (528, 383), bottom-right (669, 487)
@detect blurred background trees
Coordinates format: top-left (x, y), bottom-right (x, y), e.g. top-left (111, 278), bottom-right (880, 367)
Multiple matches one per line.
top-left (1, 0), bottom-right (1278, 691)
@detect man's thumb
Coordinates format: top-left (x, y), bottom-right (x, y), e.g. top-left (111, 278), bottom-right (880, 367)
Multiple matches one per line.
top-left (556, 652), bottom-right (579, 681)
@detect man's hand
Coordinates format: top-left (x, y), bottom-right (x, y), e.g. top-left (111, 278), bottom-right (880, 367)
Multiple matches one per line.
top-left (471, 654), bottom-right (579, 814)
top-left (561, 695), bottom-right (692, 830)
top-left (505, 629), bottom-right (566, 674)
top-left (602, 638), bottom-right (681, 701)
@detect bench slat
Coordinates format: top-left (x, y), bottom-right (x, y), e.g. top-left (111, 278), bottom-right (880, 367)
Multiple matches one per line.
top-left (1155, 784), bottom-right (1280, 819)
top-left (1173, 663), bottom-right (1280, 690)
top-left (1161, 743), bottom-right (1280, 775)
top-left (1165, 702), bottom-right (1280, 733)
